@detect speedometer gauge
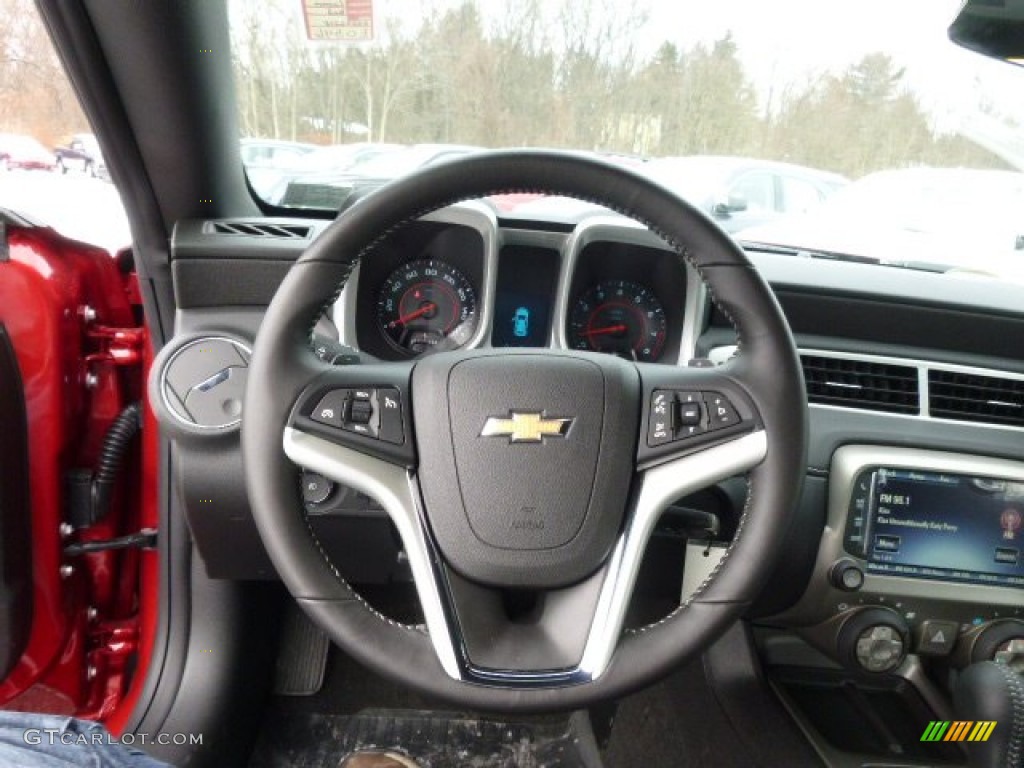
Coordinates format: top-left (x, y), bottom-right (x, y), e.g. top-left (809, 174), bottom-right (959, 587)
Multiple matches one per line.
top-left (376, 259), bottom-right (478, 355)
top-left (568, 280), bottom-right (667, 362)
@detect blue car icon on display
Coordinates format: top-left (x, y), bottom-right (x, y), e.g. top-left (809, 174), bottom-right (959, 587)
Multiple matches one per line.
top-left (513, 307), bottom-right (530, 338)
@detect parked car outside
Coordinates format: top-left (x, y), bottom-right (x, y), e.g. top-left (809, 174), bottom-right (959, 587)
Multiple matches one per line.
top-left (643, 155), bottom-right (849, 232)
top-left (738, 166), bottom-right (1024, 278)
top-left (54, 133), bottom-right (108, 179)
top-left (274, 143), bottom-right (481, 210)
top-left (493, 153), bottom-right (845, 226)
top-left (239, 138), bottom-right (318, 199)
top-left (0, 133), bottom-right (57, 172)
top-left (260, 142), bottom-right (402, 204)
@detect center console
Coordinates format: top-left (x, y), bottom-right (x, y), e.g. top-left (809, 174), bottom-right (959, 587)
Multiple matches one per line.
top-left (774, 446), bottom-right (1024, 652)
top-left (759, 445), bottom-right (1024, 766)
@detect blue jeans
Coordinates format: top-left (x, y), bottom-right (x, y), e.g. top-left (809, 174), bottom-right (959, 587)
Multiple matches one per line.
top-left (0, 711), bottom-right (172, 767)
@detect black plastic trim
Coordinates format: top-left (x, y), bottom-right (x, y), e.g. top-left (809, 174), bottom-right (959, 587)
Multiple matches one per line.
top-left (0, 324), bottom-right (31, 679)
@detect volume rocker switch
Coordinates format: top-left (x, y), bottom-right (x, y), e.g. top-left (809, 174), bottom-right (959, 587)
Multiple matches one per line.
top-left (705, 393), bottom-right (740, 429)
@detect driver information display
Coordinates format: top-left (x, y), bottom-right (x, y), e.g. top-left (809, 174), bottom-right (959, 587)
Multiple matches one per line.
top-left (845, 468), bottom-right (1024, 587)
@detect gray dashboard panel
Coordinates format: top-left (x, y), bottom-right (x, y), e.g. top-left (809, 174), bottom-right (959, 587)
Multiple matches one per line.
top-left (767, 445), bottom-right (1024, 631)
top-left (746, 249), bottom-right (1024, 317)
top-left (807, 406), bottom-right (1024, 474)
top-left (164, 213), bottom-right (1024, 589)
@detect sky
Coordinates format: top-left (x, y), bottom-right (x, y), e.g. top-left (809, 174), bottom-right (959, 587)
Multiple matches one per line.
top-left (640, 0), bottom-right (1024, 129)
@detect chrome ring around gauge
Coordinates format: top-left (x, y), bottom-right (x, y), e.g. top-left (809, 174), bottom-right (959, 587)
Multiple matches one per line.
top-left (568, 279), bottom-right (667, 362)
top-left (376, 259), bottom-right (478, 355)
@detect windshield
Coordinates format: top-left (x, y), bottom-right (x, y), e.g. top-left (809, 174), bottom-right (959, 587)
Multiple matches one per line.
top-left (287, 143), bottom-right (381, 172)
top-left (349, 146), bottom-right (467, 178)
top-left (642, 157), bottom-right (735, 200)
top-left (230, 0), bottom-right (1024, 280)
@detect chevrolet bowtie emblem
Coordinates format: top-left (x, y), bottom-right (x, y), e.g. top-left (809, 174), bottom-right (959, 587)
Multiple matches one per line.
top-left (480, 412), bottom-right (573, 443)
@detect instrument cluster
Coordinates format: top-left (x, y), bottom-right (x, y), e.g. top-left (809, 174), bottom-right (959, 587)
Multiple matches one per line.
top-left (350, 210), bottom-right (689, 365)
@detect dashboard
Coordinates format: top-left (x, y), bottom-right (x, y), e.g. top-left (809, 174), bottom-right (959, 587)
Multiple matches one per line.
top-left (335, 204), bottom-right (697, 366)
top-left (160, 201), bottom-right (1024, 761)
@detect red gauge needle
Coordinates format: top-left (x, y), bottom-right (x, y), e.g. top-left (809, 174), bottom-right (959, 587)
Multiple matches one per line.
top-left (581, 324), bottom-right (627, 337)
top-left (390, 302), bottom-right (437, 328)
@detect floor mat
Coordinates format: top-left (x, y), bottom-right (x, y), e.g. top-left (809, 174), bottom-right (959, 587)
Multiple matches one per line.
top-left (250, 708), bottom-right (599, 768)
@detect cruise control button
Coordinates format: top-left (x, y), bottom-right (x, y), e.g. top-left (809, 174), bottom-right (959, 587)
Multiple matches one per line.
top-left (673, 392), bottom-right (706, 439)
top-left (704, 392), bottom-right (740, 429)
top-left (677, 421), bottom-right (708, 439)
top-left (678, 401), bottom-right (703, 426)
top-left (343, 421), bottom-right (375, 437)
top-left (311, 390), bottom-right (349, 427)
top-left (348, 399), bottom-right (374, 425)
top-left (377, 388), bottom-right (405, 445)
top-left (677, 391), bottom-right (702, 406)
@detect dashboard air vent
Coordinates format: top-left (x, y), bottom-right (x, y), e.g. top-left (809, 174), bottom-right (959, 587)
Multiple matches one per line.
top-left (209, 221), bottom-right (311, 239)
top-left (928, 370), bottom-right (1024, 427)
top-left (801, 355), bottom-right (919, 414)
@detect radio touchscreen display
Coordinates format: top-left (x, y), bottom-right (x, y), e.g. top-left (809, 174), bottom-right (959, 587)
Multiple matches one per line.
top-left (844, 468), bottom-right (1024, 587)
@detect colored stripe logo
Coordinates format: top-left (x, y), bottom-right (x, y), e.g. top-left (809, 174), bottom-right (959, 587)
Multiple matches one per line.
top-left (921, 721), bottom-right (997, 742)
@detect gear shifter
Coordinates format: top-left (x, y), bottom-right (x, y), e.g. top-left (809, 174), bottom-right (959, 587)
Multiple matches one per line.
top-left (953, 662), bottom-right (1024, 768)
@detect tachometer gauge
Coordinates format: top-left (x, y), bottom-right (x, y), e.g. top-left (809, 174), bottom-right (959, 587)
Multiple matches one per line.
top-left (377, 259), bottom-right (478, 355)
top-left (568, 279), bottom-right (667, 362)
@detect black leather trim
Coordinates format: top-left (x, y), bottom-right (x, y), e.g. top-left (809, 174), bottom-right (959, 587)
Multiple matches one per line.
top-left (243, 150), bottom-right (807, 710)
top-left (955, 661), bottom-right (1024, 768)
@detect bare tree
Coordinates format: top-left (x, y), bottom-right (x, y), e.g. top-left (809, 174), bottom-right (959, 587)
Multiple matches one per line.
top-left (0, 0), bottom-right (88, 143)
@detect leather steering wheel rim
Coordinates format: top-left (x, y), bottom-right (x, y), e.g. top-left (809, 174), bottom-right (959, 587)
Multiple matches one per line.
top-left (242, 150), bottom-right (807, 711)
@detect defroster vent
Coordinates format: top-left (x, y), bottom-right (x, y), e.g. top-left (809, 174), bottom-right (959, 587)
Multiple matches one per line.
top-left (801, 355), bottom-right (919, 414)
top-left (208, 221), bottom-right (312, 239)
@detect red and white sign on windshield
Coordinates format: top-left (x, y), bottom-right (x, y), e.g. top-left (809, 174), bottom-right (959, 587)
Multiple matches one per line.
top-left (301, 0), bottom-right (374, 42)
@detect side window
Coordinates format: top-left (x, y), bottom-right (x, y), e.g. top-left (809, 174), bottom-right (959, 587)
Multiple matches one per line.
top-left (729, 172), bottom-right (775, 213)
top-left (0, 4), bottom-right (128, 255)
top-left (780, 176), bottom-right (825, 214)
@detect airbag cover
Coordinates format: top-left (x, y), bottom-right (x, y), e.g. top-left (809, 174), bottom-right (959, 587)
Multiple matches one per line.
top-left (414, 351), bottom-right (638, 588)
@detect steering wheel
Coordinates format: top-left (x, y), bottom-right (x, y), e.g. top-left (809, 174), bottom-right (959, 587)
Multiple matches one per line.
top-left (242, 151), bottom-right (806, 711)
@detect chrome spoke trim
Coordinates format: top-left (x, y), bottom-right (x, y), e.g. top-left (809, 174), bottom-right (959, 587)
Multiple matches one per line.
top-left (283, 427), bottom-right (461, 679)
top-left (578, 429), bottom-right (767, 678)
top-left (284, 425), bottom-right (766, 687)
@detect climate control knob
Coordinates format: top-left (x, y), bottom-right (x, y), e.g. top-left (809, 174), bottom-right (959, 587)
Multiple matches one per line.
top-left (837, 607), bottom-right (909, 673)
top-left (855, 625), bottom-right (905, 673)
top-left (957, 619), bottom-right (1024, 671)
